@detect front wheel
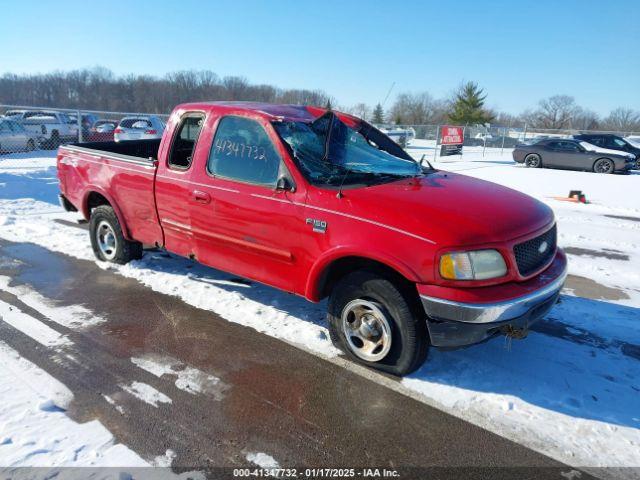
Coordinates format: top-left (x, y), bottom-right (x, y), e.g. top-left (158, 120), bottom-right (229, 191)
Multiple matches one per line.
top-left (328, 270), bottom-right (429, 376)
top-left (593, 158), bottom-right (614, 174)
top-left (89, 205), bottom-right (142, 264)
top-left (26, 139), bottom-right (35, 151)
top-left (524, 153), bottom-right (542, 168)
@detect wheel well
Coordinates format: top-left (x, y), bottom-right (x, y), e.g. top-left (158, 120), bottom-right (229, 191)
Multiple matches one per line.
top-left (317, 256), bottom-right (414, 300)
top-left (86, 191), bottom-right (111, 213)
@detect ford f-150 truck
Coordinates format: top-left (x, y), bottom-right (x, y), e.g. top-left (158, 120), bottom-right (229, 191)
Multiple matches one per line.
top-left (57, 102), bottom-right (567, 375)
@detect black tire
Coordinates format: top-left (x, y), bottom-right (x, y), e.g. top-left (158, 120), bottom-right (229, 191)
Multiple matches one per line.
top-left (48, 131), bottom-right (60, 149)
top-left (635, 158), bottom-right (640, 170)
top-left (89, 205), bottom-right (142, 264)
top-left (328, 270), bottom-right (429, 376)
top-left (26, 139), bottom-right (35, 151)
top-left (593, 158), bottom-right (614, 174)
top-left (524, 153), bottom-right (542, 168)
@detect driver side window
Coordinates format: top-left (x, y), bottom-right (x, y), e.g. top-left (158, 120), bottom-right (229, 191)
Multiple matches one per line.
top-left (559, 141), bottom-right (579, 152)
top-left (207, 116), bottom-right (281, 187)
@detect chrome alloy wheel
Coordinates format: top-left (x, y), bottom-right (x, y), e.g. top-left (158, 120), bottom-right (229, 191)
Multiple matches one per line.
top-left (341, 299), bottom-right (392, 362)
top-left (96, 220), bottom-right (118, 260)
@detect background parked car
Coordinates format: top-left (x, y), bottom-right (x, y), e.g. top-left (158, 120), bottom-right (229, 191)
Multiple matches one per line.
top-left (0, 118), bottom-right (40, 153)
top-left (87, 119), bottom-right (118, 142)
top-left (573, 133), bottom-right (640, 169)
top-left (67, 113), bottom-right (99, 139)
top-left (464, 132), bottom-right (493, 146)
top-left (377, 125), bottom-right (416, 146)
top-left (114, 116), bottom-right (165, 142)
top-left (19, 111), bottom-right (78, 148)
top-left (513, 138), bottom-right (636, 174)
top-left (465, 133), bottom-right (521, 148)
top-left (625, 135), bottom-right (640, 147)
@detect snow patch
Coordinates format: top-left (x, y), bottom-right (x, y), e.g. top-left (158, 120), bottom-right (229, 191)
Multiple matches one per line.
top-left (132, 354), bottom-right (228, 399)
top-left (153, 449), bottom-right (177, 468)
top-left (0, 275), bottom-right (106, 329)
top-left (120, 381), bottom-right (172, 408)
top-left (0, 299), bottom-right (71, 348)
top-left (246, 451), bottom-right (280, 469)
top-left (0, 341), bottom-right (145, 467)
top-left (102, 395), bottom-right (125, 415)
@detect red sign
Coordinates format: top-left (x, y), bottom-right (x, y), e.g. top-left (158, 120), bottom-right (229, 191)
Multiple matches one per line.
top-left (440, 126), bottom-right (463, 145)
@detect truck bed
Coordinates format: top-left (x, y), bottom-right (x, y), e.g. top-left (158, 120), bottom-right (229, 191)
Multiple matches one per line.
top-left (67, 139), bottom-right (161, 162)
top-left (58, 138), bottom-right (162, 246)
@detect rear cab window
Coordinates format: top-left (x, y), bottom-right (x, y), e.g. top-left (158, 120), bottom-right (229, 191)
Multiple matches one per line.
top-left (207, 116), bottom-right (282, 187)
top-left (168, 113), bottom-right (205, 170)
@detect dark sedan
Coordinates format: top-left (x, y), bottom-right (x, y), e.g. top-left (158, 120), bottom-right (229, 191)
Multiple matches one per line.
top-left (573, 134), bottom-right (640, 170)
top-left (512, 138), bottom-right (636, 174)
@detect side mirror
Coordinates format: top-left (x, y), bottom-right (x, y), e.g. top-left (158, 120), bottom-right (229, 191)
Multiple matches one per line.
top-left (275, 175), bottom-right (295, 192)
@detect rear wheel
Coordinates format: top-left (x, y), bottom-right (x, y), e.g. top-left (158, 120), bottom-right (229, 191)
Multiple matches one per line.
top-left (26, 139), bottom-right (35, 151)
top-left (89, 205), bottom-right (142, 264)
top-left (328, 270), bottom-right (429, 376)
top-left (49, 131), bottom-right (60, 149)
top-left (635, 158), bottom-right (640, 170)
top-left (593, 158), bottom-right (614, 174)
top-left (524, 153), bottom-right (542, 168)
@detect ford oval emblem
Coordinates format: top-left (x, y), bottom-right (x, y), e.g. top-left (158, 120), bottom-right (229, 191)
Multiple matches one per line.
top-left (538, 241), bottom-right (548, 254)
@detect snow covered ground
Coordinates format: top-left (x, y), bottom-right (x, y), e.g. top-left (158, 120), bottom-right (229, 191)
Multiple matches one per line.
top-left (0, 147), bottom-right (639, 476)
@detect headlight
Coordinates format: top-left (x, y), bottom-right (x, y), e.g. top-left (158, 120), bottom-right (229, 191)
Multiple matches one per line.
top-left (440, 249), bottom-right (507, 280)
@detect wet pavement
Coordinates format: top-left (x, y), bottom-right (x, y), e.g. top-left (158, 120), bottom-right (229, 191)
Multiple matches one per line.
top-left (0, 239), bottom-right (586, 478)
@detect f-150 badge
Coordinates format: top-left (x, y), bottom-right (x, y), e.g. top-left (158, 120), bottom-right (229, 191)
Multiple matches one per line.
top-left (306, 218), bottom-right (327, 234)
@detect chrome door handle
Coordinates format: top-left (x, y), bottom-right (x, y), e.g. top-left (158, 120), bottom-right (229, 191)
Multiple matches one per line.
top-left (192, 190), bottom-right (211, 204)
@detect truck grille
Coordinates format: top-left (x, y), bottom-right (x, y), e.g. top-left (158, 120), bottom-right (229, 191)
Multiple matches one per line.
top-left (513, 225), bottom-right (557, 276)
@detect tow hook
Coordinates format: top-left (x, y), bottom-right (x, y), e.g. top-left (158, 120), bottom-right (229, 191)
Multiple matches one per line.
top-left (501, 324), bottom-right (528, 340)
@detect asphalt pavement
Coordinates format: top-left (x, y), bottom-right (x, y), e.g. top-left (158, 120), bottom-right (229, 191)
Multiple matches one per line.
top-left (0, 237), bottom-right (589, 480)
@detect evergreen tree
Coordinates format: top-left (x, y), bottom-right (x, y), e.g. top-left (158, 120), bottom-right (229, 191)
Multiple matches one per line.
top-left (325, 99), bottom-right (332, 110)
top-left (372, 103), bottom-right (385, 124)
top-left (447, 82), bottom-right (494, 125)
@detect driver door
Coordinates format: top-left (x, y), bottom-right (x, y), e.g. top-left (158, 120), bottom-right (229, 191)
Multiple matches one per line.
top-left (188, 114), bottom-right (308, 294)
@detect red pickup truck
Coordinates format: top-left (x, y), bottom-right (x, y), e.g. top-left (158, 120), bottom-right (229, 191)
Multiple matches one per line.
top-left (57, 102), bottom-right (567, 375)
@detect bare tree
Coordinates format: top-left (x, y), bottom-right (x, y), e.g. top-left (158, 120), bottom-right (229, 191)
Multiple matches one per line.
top-left (388, 92), bottom-right (446, 125)
top-left (0, 68), bottom-right (333, 113)
top-left (572, 108), bottom-right (600, 131)
top-left (602, 107), bottom-right (640, 132)
top-left (347, 103), bottom-right (372, 121)
top-left (524, 95), bottom-right (579, 129)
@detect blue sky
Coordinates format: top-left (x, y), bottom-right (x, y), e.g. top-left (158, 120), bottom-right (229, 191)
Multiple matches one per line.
top-left (2, 0), bottom-right (638, 115)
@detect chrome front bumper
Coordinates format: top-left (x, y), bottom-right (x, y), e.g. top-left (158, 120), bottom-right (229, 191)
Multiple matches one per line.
top-left (420, 263), bottom-right (568, 348)
top-left (420, 265), bottom-right (567, 324)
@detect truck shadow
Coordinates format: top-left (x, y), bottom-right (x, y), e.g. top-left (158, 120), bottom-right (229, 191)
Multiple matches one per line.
top-left (406, 294), bottom-right (640, 430)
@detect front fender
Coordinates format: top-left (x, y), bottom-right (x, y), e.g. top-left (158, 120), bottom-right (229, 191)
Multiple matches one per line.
top-left (304, 245), bottom-right (421, 301)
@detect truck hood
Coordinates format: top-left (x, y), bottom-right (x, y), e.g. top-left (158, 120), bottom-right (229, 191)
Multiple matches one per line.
top-left (312, 171), bottom-right (554, 247)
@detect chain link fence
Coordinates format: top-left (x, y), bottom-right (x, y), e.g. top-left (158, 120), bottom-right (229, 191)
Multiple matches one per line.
top-left (2, 103), bottom-right (639, 166)
top-left (375, 122), bottom-right (640, 160)
top-left (0, 104), bottom-right (169, 167)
